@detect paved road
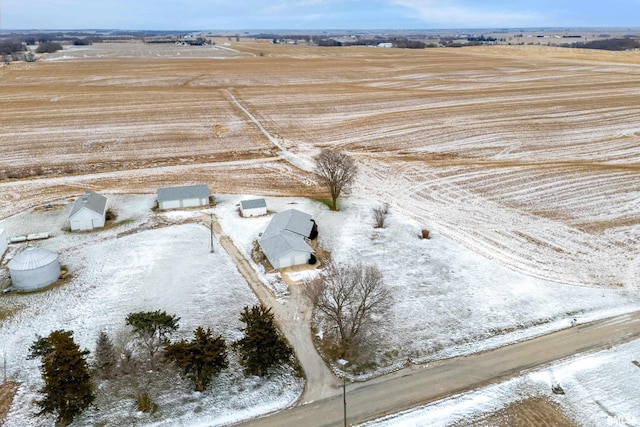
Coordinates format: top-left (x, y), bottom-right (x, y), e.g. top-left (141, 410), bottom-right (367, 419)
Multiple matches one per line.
top-left (236, 311), bottom-right (640, 427)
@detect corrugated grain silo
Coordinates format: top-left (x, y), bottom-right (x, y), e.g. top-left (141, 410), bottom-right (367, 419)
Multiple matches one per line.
top-left (8, 246), bottom-right (60, 291)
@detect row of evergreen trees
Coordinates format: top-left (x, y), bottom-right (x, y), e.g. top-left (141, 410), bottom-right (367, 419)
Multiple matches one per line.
top-left (27, 305), bottom-right (294, 426)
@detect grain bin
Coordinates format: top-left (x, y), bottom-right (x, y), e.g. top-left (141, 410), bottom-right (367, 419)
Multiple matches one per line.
top-left (8, 246), bottom-right (60, 291)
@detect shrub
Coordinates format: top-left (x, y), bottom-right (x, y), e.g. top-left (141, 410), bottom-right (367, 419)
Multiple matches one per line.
top-left (35, 41), bottom-right (63, 54)
top-left (136, 389), bottom-right (158, 413)
top-left (372, 203), bottom-right (389, 228)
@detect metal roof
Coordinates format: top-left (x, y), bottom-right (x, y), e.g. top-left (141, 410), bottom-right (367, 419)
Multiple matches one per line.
top-left (8, 246), bottom-right (59, 271)
top-left (240, 198), bottom-right (267, 210)
top-left (157, 184), bottom-right (210, 202)
top-left (258, 209), bottom-right (314, 266)
top-left (258, 231), bottom-right (313, 267)
top-left (260, 209), bottom-right (313, 240)
top-left (69, 191), bottom-right (107, 218)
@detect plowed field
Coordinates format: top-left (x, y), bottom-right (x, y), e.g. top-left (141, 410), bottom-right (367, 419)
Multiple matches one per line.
top-left (465, 397), bottom-right (577, 427)
top-left (1, 39), bottom-right (639, 286)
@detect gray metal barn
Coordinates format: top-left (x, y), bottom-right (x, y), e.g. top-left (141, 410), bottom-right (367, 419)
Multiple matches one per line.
top-left (157, 185), bottom-right (210, 210)
top-left (8, 246), bottom-right (60, 291)
top-left (258, 209), bottom-right (315, 269)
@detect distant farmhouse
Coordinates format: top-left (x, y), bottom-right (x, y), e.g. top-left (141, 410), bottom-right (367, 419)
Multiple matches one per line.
top-left (240, 198), bottom-right (267, 217)
top-left (157, 184), bottom-right (210, 210)
top-left (68, 191), bottom-right (108, 231)
top-left (258, 209), bottom-right (316, 269)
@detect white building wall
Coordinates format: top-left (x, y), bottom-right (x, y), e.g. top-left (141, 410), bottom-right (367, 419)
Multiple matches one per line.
top-left (276, 251), bottom-right (310, 269)
top-left (70, 209), bottom-right (105, 231)
top-left (159, 200), bottom-right (181, 210)
top-left (92, 215), bottom-right (106, 229)
top-left (181, 197), bottom-right (206, 208)
top-left (241, 206), bottom-right (267, 217)
top-left (159, 198), bottom-right (208, 210)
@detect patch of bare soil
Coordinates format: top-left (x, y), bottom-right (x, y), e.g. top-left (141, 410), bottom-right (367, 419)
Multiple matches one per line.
top-left (0, 382), bottom-right (19, 426)
top-left (462, 397), bottom-right (578, 427)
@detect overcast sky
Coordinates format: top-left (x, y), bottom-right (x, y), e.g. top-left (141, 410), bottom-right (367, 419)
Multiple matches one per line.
top-left (3, 0), bottom-right (639, 31)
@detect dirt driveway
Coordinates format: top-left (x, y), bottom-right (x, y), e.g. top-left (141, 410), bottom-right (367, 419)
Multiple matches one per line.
top-left (204, 214), bottom-right (340, 403)
top-left (0, 382), bottom-right (18, 425)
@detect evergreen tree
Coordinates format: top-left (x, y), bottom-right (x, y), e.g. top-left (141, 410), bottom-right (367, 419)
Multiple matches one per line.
top-left (125, 310), bottom-right (180, 365)
top-left (164, 326), bottom-right (228, 391)
top-left (93, 331), bottom-right (117, 379)
top-left (233, 305), bottom-right (293, 376)
top-left (28, 330), bottom-right (95, 426)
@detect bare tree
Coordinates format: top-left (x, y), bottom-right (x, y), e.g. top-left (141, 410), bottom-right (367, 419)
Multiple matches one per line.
top-left (372, 203), bottom-right (389, 228)
top-left (305, 261), bottom-right (393, 359)
top-left (314, 150), bottom-right (358, 211)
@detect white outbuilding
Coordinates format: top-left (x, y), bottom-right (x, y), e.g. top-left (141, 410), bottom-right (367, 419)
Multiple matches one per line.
top-left (8, 246), bottom-right (61, 291)
top-left (68, 191), bottom-right (108, 231)
top-left (0, 229), bottom-right (7, 258)
top-left (258, 209), bottom-right (315, 269)
top-left (240, 198), bottom-right (267, 217)
top-left (157, 184), bottom-right (210, 210)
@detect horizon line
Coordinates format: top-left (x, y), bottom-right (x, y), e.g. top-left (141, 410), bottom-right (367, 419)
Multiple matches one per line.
top-left (2, 25), bottom-right (640, 33)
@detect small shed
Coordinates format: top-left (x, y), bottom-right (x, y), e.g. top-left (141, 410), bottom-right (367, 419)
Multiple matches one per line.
top-left (0, 229), bottom-right (7, 258)
top-left (258, 209), bottom-right (315, 269)
top-left (8, 246), bottom-right (60, 291)
top-left (240, 198), bottom-right (267, 217)
top-left (157, 185), bottom-right (210, 210)
top-left (69, 190), bottom-right (108, 231)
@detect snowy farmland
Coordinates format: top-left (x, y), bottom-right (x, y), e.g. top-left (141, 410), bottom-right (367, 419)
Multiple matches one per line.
top-left (361, 338), bottom-right (640, 427)
top-left (0, 193), bottom-right (639, 425)
top-left (1, 41), bottom-right (640, 425)
top-left (0, 196), bottom-right (302, 427)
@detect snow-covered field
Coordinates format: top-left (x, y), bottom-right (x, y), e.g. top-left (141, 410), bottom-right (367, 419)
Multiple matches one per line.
top-left (1, 42), bottom-right (639, 426)
top-left (1, 193), bottom-right (639, 425)
top-left (0, 195), bottom-right (302, 427)
top-left (361, 338), bottom-right (640, 427)
top-left (215, 194), bottom-right (640, 370)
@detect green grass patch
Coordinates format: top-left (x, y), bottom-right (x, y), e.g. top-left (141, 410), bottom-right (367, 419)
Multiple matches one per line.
top-left (312, 198), bottom-right (335, 210)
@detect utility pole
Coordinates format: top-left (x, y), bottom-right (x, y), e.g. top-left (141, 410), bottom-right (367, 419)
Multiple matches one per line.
top-left (342, 376), bottom-right (347, 427)
top-left (337, 358), bottom-right (349, 427)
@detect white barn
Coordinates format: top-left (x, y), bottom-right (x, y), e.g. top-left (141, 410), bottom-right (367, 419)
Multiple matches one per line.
top-left (157, 185), bottom-right (210, 210)
top-left (0, 229), bottom-right (7, 258)
top-left (258, 209), bottom-right (315, 269)
top-left (8, 246), bottom-right (60, 291)
top-left (240, 198), bottom-right (267, 217)
top-left (68, 191), bottom-right (108, 231)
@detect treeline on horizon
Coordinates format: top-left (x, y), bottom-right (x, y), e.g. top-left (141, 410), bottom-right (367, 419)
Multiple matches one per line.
top-left (560, 37), bottom-right (640, 51)
top-left (2, 30), bottom-right (640, 56)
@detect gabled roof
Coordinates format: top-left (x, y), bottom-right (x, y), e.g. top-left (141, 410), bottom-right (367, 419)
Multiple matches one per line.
top-left (69, 191), bottom-right (107, 218)
top-left (157, 184), bottom-right (209, 202)
top-left (258, 209), bottom-right (314, 268)
top-left (259, 230), bottom-right (314, 267)
top-left (240, 198), bottom-right (267, 210)
top-left (260, 209), bottom-right (313, 240)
